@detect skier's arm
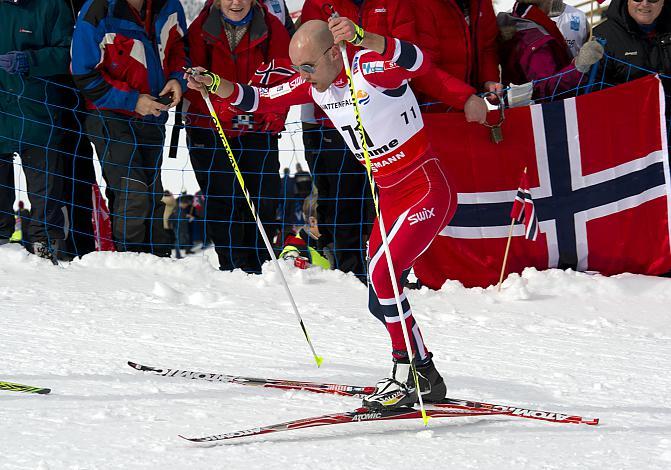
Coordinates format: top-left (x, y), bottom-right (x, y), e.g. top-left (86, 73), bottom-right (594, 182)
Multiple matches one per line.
top-left (184, 67), bottom-right (313, 113)
top-left (329, 17), bottom-right (485, 120)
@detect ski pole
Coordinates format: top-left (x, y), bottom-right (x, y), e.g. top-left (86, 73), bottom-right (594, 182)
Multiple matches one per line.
top-left (195, 81), bottom-right (323, 368)
top-left (330, 10), bottom-right (429, 425)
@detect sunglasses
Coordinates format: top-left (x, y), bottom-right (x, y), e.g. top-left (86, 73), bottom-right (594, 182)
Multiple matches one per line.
top-left (631, 0), bottom-right (661, 3)
top-left (291, 45), bottom-right (334, 74)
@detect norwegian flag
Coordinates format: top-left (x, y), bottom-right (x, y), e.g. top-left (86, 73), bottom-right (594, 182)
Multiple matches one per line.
top-left (253, 59), bottom-right (295, 86)
top-left (510, 171), bottom-right (539, 241)
top-left (414, 75), bottom-right (671, 288)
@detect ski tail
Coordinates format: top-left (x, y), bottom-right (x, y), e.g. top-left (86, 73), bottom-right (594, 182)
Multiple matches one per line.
top-left (0, 381), bottom-right (51, 394)
top-left (179, 407), bottom-right (505, 443)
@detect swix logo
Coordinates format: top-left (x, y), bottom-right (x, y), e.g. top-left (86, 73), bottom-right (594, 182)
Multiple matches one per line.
top-left (19, 28), bottom-right (33, 34)
top-left (408, 207), bottom-right (436, 225)
top-left (352, 411), bottom-right (382, 422)
top-left (624, 51), bottom-right (638, 56)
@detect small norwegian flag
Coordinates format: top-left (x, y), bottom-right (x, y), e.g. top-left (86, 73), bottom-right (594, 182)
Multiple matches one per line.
top-left (510, 170), bottom-right (539, 241)
top-left (253, 59), bottom-right (295, 86)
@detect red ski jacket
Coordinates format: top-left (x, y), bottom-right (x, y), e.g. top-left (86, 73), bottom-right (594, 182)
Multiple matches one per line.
top-left (412, 0), bottom-right (500, 111)
top-left (184, 1), bottom-right (291, 135)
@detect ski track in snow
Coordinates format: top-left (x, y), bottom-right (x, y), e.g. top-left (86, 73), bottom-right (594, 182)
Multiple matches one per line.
top-left (1, 243), bottom-right (670, 469)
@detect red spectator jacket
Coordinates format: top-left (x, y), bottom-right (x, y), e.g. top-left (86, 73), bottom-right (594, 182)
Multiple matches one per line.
top-left (185, 1), bottom-right (291, 135)
top-left (412, 0), bottom-right (500, 111)
top-left (300, 0), bottom-right (415, 44)
top-left (299, 0), bottom-right (416, 126)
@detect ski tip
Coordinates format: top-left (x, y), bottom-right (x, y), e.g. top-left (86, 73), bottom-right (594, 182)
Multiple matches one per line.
top-left (314, 356), bottom-right (324, 368)
top-left (178, 435), bottom-right (209, 444)
top-left (127, 361), bottom-right (151, 372)
top-left (36, 388), bottom-right (51, 395)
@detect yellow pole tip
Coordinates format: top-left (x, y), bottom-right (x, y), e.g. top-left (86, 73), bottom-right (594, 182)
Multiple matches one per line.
top-left (315, 356), bottom-right (324, 368)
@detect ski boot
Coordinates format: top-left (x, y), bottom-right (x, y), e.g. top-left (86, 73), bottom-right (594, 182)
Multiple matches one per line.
top-left (363, 354), bottom-right (446, 410)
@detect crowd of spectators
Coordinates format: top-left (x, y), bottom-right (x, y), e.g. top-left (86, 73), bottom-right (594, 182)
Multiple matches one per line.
top-left (0, 0), bottom-right (669, 276)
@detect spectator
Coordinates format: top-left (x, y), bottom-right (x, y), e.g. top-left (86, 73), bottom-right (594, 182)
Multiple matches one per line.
top-left (498, 0), bottom-right (604, 99)
top-left (10, 214), bottom-right (21, 243)
top-left (411, 0), bottom-right (503, 112)
top-left (184, 0), bottom-right (291, 273)
top-left (552, 1), bottom-right (591, 57)
top-left (16, 200), bottom-right (31, 247)
top-left (172, 194), bottom-right (194, 258)
top-left (593, 0), bottom-right (670, 90)
top-left (292, 162), bottom-right (312, 226)
top-left (161, 190), bottom-right (177, 247)
top-left (277, 167), bottom-right (296, 229)
top-left (299, 0), bottom-right (416, 282)
top-left (57, 0), bottom-right (97, 260)
top-left (280, 188), bottom-right (332, 269)
top-left (293, 163), bottom-right (312, 199)
top-left (71, 0), bottom-right (187, 256)
top-left (263, 0), bottom-right (296, 35)
top-left (190, 190), bottom-right (208, 248)
top-left (0, 0), bottom-right (73, 261)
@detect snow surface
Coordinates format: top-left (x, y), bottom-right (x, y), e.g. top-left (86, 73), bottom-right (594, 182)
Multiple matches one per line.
top-left (1, 243), bottom-right (670, 469)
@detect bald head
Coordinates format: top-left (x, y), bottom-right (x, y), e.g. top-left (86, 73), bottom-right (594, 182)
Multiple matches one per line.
top-left (290, 20), bottom-right (334, 62)
top-left (289, 19), bottom-right (342, 92)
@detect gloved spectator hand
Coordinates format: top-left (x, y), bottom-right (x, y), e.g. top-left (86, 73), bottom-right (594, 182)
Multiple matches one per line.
top-left (0, 51), bottom-right (29, 75)
top-left (575, 40), bottom-right (604, 73)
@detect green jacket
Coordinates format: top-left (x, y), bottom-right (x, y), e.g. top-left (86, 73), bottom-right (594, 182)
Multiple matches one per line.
top-left (0, 0), bottom-right (74, 154)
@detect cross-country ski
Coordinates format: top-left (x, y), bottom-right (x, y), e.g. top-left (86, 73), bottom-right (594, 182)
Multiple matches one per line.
top-left (127, 361), bottom-right (375, 397)
top-left (179, 406), bottom-right (508, 443)
top-left (129, 361), bottom-right (599, 425)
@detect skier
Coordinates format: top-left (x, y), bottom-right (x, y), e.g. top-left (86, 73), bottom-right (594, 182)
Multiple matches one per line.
top-left (185, 17), bottom-right (488, 409)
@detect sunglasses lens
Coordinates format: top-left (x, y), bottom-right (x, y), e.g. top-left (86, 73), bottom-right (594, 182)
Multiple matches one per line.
top-left (291, 64), bottom-right (316, 74)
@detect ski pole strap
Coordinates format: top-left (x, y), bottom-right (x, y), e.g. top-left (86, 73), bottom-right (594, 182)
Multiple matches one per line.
top-left (348, 24), bottom-right (365, 46)
top-left (167, 101), bottom-right (183, 159)
top-left (203, 70), bottom-right (221, 94)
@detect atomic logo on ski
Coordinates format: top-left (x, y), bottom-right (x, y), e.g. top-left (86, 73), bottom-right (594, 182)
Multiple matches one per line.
top-left (351, 411), bottom-right (382, 422)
